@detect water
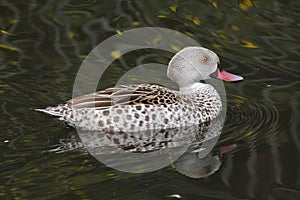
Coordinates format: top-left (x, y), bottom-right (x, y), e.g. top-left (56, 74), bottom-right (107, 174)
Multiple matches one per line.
top-left (0, 0), bottom-right (299, 199)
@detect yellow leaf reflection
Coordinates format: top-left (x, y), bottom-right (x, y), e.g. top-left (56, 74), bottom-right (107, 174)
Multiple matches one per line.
top-left (170, 45), bottom-right (180, 51)
top-left (209, 0), bottom-right (218, 8)
top-left (245, 130), bottom-right (254, 137)
top-left (241, 39), bottom-right (258, 48)
top-left (116, 29), bottom-right (122, 35)
top-left (110, 50), bottom-right (122, 59)
top-left (170, 5), bottom-right (177, 12)
top-left (132, 21), bottom-right (140, 26)
top-left (192, 17), bottom-right (201, 26)
top-left (0, 43), bottom-right (18, 51)
top-left (239, 0), bottom-right (253, 11)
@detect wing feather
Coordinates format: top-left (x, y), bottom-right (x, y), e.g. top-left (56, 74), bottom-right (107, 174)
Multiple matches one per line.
top-left (69, 84), bottom-right (180, 110)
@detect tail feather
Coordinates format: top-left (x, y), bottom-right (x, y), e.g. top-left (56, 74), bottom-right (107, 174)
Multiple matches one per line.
top-left (35, 108), bottom-right (63, 117)
top-left (35, 104), bottom-right (69, 117)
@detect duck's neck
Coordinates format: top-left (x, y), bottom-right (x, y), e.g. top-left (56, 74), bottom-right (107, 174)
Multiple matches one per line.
top-left (179, 82), bottom-right (207, 92)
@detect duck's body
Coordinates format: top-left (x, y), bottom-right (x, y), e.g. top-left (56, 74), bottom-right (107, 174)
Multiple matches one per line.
top-left (38, 83), bottom-right (221, 132)
top-left (36, 47), bottom-right (243, 133)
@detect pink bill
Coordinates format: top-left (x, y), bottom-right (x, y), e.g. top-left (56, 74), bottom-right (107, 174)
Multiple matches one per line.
top-left (217, 69), bottom-right (243, 82)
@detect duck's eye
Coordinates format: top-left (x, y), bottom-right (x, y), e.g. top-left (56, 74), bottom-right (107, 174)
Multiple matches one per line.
top-left (201, 56), bottom-right (208, 62)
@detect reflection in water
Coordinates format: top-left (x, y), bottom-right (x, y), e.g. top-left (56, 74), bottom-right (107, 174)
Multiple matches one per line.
top-left (174, 149), bottom-right (222, 178)
top-left (173, 143), bottom-right (237, 178)
top-left (51, 116), bottom-right (224, 175)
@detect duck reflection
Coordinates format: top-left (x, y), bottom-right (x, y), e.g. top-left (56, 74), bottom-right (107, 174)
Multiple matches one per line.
top-left (173, 141), bottom-right (236, 178)
top-left (51, 116), bottom-right (228, 177)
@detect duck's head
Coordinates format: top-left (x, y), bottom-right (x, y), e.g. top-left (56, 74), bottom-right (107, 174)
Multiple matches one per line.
top-left (167, 46), bottom-right (243, 88)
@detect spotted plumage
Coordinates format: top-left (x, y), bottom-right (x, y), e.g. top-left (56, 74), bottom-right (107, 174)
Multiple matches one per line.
top-left (38, 83), bottom-right (221, 132)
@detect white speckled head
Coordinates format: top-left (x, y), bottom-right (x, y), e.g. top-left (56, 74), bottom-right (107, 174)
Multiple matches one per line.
top-left (167, 47), bottom-right (220, 88)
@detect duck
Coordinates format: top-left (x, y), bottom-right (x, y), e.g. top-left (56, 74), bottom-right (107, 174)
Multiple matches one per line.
top-left (36, 46), bottom-right (243, 132)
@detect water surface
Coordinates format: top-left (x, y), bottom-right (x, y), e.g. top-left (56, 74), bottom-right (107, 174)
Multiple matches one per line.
top-left (0, 0), bottom-right (299, 199)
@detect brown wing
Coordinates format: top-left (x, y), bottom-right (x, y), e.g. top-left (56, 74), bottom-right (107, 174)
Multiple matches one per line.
top-left (69, 84), bottom-right (180, 110)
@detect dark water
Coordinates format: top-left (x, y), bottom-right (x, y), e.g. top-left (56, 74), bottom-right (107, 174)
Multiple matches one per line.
top-left (0, 0), bottom-right (299, 199)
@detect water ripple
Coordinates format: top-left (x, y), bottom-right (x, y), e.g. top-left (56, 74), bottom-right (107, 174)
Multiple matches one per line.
top-left (220, 95), bottom-right (280, 146)
top-left (38, 0), bottom-right (72, 71)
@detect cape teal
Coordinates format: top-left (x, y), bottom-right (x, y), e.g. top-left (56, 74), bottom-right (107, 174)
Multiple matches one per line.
top-left (36, 47), bottom-right (243, 132)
